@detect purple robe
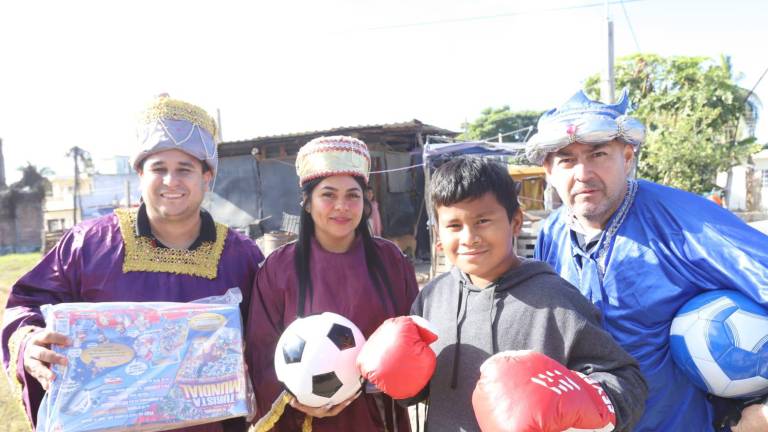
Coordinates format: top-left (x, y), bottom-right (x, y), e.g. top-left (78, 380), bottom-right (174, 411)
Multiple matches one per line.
top-left (246, 236), bottom-right (419, 432)
top-left (2, 211), bottom-right (264, 432)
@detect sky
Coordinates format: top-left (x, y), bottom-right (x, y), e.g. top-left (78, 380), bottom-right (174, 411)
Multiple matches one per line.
top-left (1, 0), bottom-right (767, 182)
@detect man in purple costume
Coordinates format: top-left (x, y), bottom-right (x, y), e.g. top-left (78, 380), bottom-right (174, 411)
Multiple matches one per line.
top-left (1, 95), bottom-right (264, 431)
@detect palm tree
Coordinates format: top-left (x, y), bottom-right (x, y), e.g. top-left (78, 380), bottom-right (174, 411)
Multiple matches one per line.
top-left (65, 147), bottom-right (93, 224)
top-left (14, 162), bottom-right (53, 198)
top-left (1, 163), bottom-right (53, 253)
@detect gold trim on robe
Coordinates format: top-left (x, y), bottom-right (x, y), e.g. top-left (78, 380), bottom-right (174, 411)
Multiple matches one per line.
top-left (248, 390), bottom-right (314, 432)
top-left (6, 325), bottom-right (41, 432)
top-left (116, 208), bottom-right (227, 279)
top-left (250, 390), bottom-right (291, 432)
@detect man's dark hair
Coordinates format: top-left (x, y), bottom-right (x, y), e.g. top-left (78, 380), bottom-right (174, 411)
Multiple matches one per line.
top-left (138, 154), bottom-right (209, 173)
top-left (430, 156), bottom-right (520, 221)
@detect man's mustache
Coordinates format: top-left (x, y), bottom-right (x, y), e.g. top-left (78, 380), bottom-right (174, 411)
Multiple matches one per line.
top-left (571, 182), bottom-right (602, 196)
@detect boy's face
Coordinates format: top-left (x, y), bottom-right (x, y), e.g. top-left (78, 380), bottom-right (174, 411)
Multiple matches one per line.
top-left (435, 192), bottom-right (522, 287)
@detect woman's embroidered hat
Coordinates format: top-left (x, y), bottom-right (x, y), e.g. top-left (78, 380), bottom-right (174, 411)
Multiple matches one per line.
top-left (132, 94), bottom-right (219, 175)
top-left (525, 89), bottom-right (645, 165)
top-left (295, 135), bottom-right (371, 186)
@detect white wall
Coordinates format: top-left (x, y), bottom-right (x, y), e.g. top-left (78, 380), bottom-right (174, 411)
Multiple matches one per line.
top-left (754, 150), bottom-right (768, 212)
top-left (81, 174), bottom-right (142, 219)
top-left (727, 166), bottom-right (748, 211)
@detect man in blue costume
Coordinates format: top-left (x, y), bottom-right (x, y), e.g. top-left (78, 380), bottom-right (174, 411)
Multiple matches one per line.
top-left (528, 89), bottom-right (768, 431)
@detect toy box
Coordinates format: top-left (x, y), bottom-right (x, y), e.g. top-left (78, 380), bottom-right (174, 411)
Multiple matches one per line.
top-left (37, 289), bottom-right (252, 432)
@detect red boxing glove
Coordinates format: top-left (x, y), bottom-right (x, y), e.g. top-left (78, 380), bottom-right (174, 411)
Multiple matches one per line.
top-left (356, 315), bottom-right (438, 399)
top-left (472, 350), bottom-right (616, 432)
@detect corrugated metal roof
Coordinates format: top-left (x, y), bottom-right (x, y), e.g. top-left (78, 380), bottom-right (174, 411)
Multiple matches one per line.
top-left (219, 119), bottom-right (458, 145)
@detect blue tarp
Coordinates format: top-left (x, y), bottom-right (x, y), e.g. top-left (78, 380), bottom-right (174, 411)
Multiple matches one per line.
top-left (422, 141), bottom-right (526, 162)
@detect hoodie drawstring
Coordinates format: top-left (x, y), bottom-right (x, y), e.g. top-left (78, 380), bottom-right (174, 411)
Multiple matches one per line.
top-left (450, 279), bottom-right (468, 389)
top-left (489, 287), bottom-right (498, 355)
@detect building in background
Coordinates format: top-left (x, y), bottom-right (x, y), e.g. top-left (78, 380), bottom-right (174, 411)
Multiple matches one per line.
top-left (718, 147), bottom-right (768, 214)
top-left (753, 148), bottom-right (768, 212)
top-left (43, 155), bottom-right (140, 233)
top-left (0, 139), bottom-right (47, 254)
top-left (80, 156), bottom-right (140, 219)
top-left (44, 174), bottom-right (92, 231)
top-left (214, 120), bottom-right (457, 258)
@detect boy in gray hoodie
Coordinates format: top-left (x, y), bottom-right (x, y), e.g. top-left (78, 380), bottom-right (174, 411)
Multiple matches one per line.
top-left (410, 156), bottom-right (647, 431)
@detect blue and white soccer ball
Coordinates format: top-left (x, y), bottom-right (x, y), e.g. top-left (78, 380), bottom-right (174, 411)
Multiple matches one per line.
top-left (670, 290), bottom-right (768, 398)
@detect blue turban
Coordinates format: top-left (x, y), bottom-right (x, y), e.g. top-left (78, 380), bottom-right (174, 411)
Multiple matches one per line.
top-left (526, 89), bottom-right (645, 165)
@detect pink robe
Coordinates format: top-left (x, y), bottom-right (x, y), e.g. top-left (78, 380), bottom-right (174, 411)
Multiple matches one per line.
top-left (246, 235), bottom-right (419, 431)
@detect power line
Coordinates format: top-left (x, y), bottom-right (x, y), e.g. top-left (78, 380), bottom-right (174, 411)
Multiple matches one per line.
top-left (619, 0), bottom-right (642, 52)
top-left (366, 0), bottom-right (645, 31)
top-left (743, 64), bottom-right (768, 105)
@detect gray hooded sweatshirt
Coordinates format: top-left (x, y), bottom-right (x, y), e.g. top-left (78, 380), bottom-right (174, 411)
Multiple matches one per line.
top-left (411, 260), bottom-right (647, 432)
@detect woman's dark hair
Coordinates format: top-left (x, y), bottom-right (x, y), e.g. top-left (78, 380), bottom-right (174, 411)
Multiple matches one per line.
top-left (294, 176), bottom-right (395, 317)
top-left (430, 156), bottom-right (520, 221)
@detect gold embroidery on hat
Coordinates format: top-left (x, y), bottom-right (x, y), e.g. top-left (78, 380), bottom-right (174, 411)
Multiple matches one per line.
top-left (116, 208), bottom-right (226, 279)
top-left (141, 97), bottom-right (217, 138)
top-left (297, 151), bottom-right (370, 185)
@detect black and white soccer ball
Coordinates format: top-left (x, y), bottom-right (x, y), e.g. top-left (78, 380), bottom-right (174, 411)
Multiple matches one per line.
top-left (274, 312), bottom-right (366, 407)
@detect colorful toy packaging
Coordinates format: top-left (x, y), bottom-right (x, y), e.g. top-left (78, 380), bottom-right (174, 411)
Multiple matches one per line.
top-left (37, 288), bottom-right (253, 432)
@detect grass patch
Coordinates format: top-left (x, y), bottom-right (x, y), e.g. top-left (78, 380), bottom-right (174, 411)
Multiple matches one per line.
top-left (0, 253), bottom-right (41, 295)
top-left (0, 252), bottom-right (40, 432)
top-left (0, 253), bottom-right (41, 324)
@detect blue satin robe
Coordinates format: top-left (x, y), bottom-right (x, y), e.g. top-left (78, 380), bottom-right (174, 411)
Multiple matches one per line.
top-left (536, 179), bottom-right (768, 431)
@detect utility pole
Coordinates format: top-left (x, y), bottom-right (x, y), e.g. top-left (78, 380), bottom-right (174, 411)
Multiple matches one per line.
top-left (0, 138), bottom-right (6, 189)
top-left (602, 0), bottom-right (616, 104)
top-left (216, 108), bottom-right (223, 142)
top-left (73, 148), bottom-right (80, 225)
top-left (66, 146), bottom-right (85, 226)
top-left (124, 179), bottom-right (131, 207)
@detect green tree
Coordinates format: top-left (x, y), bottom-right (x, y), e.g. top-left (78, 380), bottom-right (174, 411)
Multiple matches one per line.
top-left (14, 162), bottom-right (52, 198)
top-left (584, 54), bottom-right (760, 194)
top-left (461, 107), bottom-right (543, 142)
top-left (0, 163), bottom-right (52, 221)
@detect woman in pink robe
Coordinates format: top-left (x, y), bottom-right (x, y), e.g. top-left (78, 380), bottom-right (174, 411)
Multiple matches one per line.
top-left (246, 136), bottom-right (418, 431)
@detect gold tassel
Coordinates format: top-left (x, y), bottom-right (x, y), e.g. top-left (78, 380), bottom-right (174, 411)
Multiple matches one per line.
top-left (302, 415), bottom-right (313, 432)
top-left (6, 325), bottom-right (41, 432)
top-left (249, 391), bottom-right (291, 432)
top-left (248, 391), bottom-right (314, 432)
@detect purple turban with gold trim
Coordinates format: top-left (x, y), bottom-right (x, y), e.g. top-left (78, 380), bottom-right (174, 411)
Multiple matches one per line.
top-left (132, 95), bottom-right (219, 176)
